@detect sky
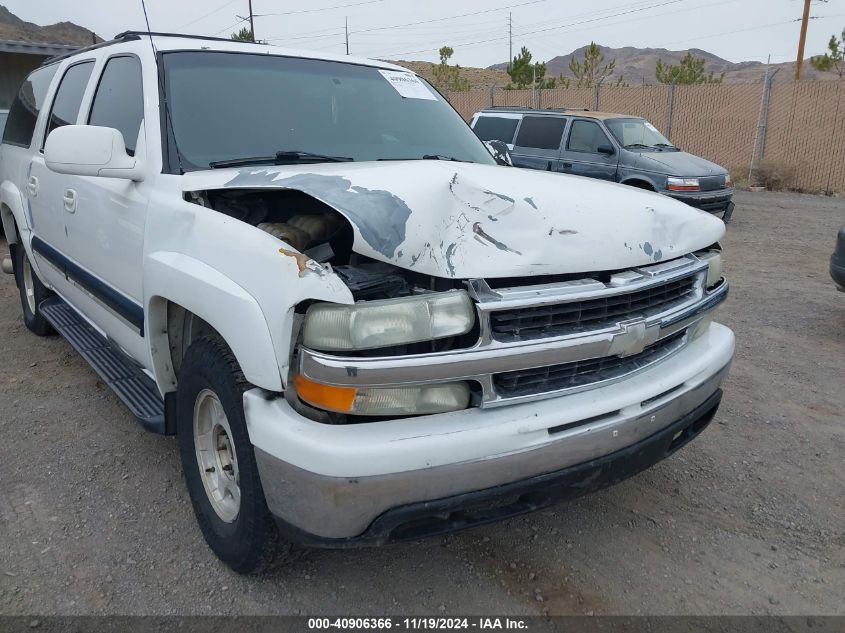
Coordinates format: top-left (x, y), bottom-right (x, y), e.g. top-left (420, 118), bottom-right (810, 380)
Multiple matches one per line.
top-left (5, 0), bottom-right (844, 67)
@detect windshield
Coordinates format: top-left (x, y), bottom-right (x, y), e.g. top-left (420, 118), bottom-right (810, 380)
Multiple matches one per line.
top-left (161, 52), bottom-right (495, 171)
top-left (604, 118), bottom-right (675, 150)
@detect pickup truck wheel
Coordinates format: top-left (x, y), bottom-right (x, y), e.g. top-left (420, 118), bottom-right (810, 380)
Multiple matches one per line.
top-left (176, 337), bottom-right (289, 573)
top-left (13, 243), bottom-right (54, 336)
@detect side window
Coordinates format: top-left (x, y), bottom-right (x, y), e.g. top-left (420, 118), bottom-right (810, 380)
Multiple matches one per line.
top-left (2, 65), bottom-right (58, 147)
top-left (514, 116), bottom-right (567, 151)
top-left (88, 56), bottom-right (144, 156)
top-left (473, 116), bottom-right (519, 144)
top-left (44, 61), bottom-right (95, 144)
top-left (567, 120), bottom-right (612, 154)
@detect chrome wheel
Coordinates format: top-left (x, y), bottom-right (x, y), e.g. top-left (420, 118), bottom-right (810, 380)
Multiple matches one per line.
top-left (193, 388), bottom-right (241, 523)
top-left (22, 252), bottom-right (36, 314)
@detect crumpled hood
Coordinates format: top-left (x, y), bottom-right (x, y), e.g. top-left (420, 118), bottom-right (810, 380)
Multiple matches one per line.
top-left (181, 161), bottom-right (725, 279)
top-left (634, 150), bottom-right (727, 177)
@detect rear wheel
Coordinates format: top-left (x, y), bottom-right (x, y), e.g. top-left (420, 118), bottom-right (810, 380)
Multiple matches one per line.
top-left (176, 336), bottom-right (291, 573)
top-left (13, 243), bottom-right (53, 336)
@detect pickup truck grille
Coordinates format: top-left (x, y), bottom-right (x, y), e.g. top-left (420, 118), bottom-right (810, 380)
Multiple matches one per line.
top-left (493, 331), bottom-right (687, 398)
top-left (298, 256), bottom-right (728, 410)
top-left (489, 272), bottom-right (697, 341)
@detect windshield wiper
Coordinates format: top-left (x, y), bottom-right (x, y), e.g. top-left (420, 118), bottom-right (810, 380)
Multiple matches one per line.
top-left (653, 143), bottom-right (678, 150)
top-left (422, 154), bottom-right (467, 162)
top-left (623, 143), bottom-right (652, 149)
top-left (209, 150), bottom-right (353, 169)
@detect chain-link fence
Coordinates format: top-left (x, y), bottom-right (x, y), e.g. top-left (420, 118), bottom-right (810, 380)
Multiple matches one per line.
top-left (446, 80), bottom-right (845, 194)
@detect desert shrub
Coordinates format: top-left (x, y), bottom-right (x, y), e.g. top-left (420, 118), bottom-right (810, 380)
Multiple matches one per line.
top-left (750, 161), bottom-right (800, 192)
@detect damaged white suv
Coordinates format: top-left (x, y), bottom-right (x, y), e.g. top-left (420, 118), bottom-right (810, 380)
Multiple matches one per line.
top-left (0, 33), bottom-right (733, 573)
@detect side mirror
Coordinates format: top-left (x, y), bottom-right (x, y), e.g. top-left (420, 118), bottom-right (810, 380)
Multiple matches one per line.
top-left (45, 125), bottom-right (145, 181)
top-left (484, 139), bottom-right (513, 166)
top-left (597, 144), bottom-right (616, 156)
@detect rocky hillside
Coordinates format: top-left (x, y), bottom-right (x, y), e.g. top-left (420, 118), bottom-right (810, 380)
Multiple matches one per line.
top-left (488, 44), bottom-right (826, 85)
top-left (0, 4), bottom-right (101, 45)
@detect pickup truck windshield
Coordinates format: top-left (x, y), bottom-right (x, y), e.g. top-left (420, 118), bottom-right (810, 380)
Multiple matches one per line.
top-left (604, 118), bottom-right (676, 151)
top-left (161, 51), bottom-right (495, 171)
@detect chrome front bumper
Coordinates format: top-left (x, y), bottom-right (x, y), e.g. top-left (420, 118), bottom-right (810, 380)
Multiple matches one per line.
top-left (298, 255), bottom-right (727, 407)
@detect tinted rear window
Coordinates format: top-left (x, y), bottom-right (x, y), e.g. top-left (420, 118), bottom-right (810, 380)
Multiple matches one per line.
top-left (2, 65), bottom-right (58, 147)
top-left (515, 115), bottom-right (567, 150)
top-left (473, 116), bottom-right (519, 143)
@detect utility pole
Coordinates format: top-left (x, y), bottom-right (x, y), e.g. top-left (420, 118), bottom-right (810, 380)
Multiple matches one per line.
top-left (509, 12), bottom-right (512, 66)
top-left (248, 0), bottom-right (255, 42)
top-left (345, 16), bottom-right (349, 54)
top-left (795, 0), bottom-right (811, 80)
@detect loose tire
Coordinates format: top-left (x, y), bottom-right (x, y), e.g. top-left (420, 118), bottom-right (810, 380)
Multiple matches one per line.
top-left (12, 243), bottom-right (53, 336)
top-left (176, 336), bottom-right (289, 573)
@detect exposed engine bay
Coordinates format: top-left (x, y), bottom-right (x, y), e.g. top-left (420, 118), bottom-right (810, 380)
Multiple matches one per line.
top-left (187, 188), bottom-right (463, 300)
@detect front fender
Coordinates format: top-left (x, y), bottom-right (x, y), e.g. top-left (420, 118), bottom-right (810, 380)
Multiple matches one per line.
top-left (145, 252), bottom-right (283, 393)
top-left (0, 180), bottom-right (27, 244)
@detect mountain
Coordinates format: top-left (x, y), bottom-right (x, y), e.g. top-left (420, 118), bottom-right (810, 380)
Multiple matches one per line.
top-left (0, 5), bottom-right (101, 46)
top-left (486, 44), bottom-right (826, 85)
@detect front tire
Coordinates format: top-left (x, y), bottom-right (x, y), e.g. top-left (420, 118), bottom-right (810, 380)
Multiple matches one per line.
top-left (176, 337), bottom-right (288, 573)
top-left (12, 243), bottom-right (53, 336)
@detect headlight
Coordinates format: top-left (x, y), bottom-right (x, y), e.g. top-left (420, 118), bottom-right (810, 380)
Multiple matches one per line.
top-left (667, 177), bottom-right (700, 192)
top-left (697, 249), bottom-right (723, 288)
top-left (294, 375), bottom-right (470, 415)
top-left (302, 290), bottom-right (475, 351)
top-left (724, 173), bottom-right (732, 188)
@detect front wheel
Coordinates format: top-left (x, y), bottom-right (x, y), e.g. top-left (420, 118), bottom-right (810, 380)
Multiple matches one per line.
top-left (176, 337), bottom-right (291, 573)
top-left (13, 243), bottom-right (53, 336)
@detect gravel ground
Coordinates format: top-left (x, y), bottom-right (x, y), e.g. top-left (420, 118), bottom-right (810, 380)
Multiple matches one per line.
top-left (0, 191), bottom-right (843, 616)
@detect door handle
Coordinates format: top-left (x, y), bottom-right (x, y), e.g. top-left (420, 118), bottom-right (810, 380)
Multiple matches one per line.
top-left (562, 162), bottom-right (573, 169)
top-left (27, 176), bottom-right (39, 197)
top-left (63, 189), bottom-right (78, 213)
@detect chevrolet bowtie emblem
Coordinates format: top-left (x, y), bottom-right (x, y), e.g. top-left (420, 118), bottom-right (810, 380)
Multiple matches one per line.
top-left (608, 318), bottom-right (660, 357)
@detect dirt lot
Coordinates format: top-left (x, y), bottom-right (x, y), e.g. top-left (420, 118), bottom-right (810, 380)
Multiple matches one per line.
top-left (0, 191), bottom-right (843, 616)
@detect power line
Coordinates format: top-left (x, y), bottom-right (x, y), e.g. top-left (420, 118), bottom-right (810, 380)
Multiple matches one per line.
top-left (175, 0), bottom-right (240, 30)
top-left (657, 17), bottom-right (819, 47)
top-left (262, 9), bottom-right (519, 45)
top-left (267, 16), bottom-right (511, 45)
top-left (348, 0), bottom-right (550, 36)
top-left (373, 0), bottom-right (687, 59)
top-left (514, 0), bottom-right (736, 47)
top-left (255, 0), bottom-right (386, 17)
top-left (211, 16), bottom-right (248, 36)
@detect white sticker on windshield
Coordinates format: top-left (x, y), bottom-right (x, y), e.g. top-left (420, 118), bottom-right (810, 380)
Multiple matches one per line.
top-left (644, 121), bottom-right (659, 133)
top-left (378, 70), bottom-right (437, 100)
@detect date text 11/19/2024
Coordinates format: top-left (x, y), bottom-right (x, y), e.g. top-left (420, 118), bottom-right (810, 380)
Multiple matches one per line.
top-left (307, 617), bottom-right (530, 630)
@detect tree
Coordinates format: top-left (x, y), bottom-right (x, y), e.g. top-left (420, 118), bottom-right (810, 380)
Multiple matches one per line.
top-left (656, 52), bottom-right (724, 84)
top-left (506, 46), bottom-right (547, 89)
top-left (810, 29), bottom-right (845, 78)
top-left (569, 42), bottom-right (621, 88)
top-left (432, 46), bottom-right (470, 92)
top-left (231, 26), bottom-right (254, 42)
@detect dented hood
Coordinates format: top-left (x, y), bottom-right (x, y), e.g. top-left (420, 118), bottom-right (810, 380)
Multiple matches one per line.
top-left (181, 161), bottom-right (725, 279)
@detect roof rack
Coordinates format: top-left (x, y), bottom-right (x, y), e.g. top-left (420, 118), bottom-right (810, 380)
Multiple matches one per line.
top-left (483, 106), bottom-right (590, 113)
top-left (112, 31), bottom-right (263, 45)
top-left (43, 30), bottom-right (261, 66)
top-left (42, 32), bottom-right (139, 66)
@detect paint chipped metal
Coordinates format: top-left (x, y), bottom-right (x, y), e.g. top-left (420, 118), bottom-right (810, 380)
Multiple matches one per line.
top-left (181, 160), bottom-right (725, 279)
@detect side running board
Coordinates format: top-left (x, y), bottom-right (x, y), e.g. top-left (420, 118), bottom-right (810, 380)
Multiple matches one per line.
top-left (40, 297), bottom-right (167, 434)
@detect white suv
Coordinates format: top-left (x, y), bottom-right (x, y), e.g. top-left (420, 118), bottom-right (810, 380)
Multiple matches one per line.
top-left (0, 33), bottom-right (734, 573)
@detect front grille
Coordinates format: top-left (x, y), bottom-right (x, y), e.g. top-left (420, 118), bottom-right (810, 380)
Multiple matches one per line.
top-left (489, 273), bottom-right (697, 341)
top-left (493, 331), bottom-right (687, 398)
